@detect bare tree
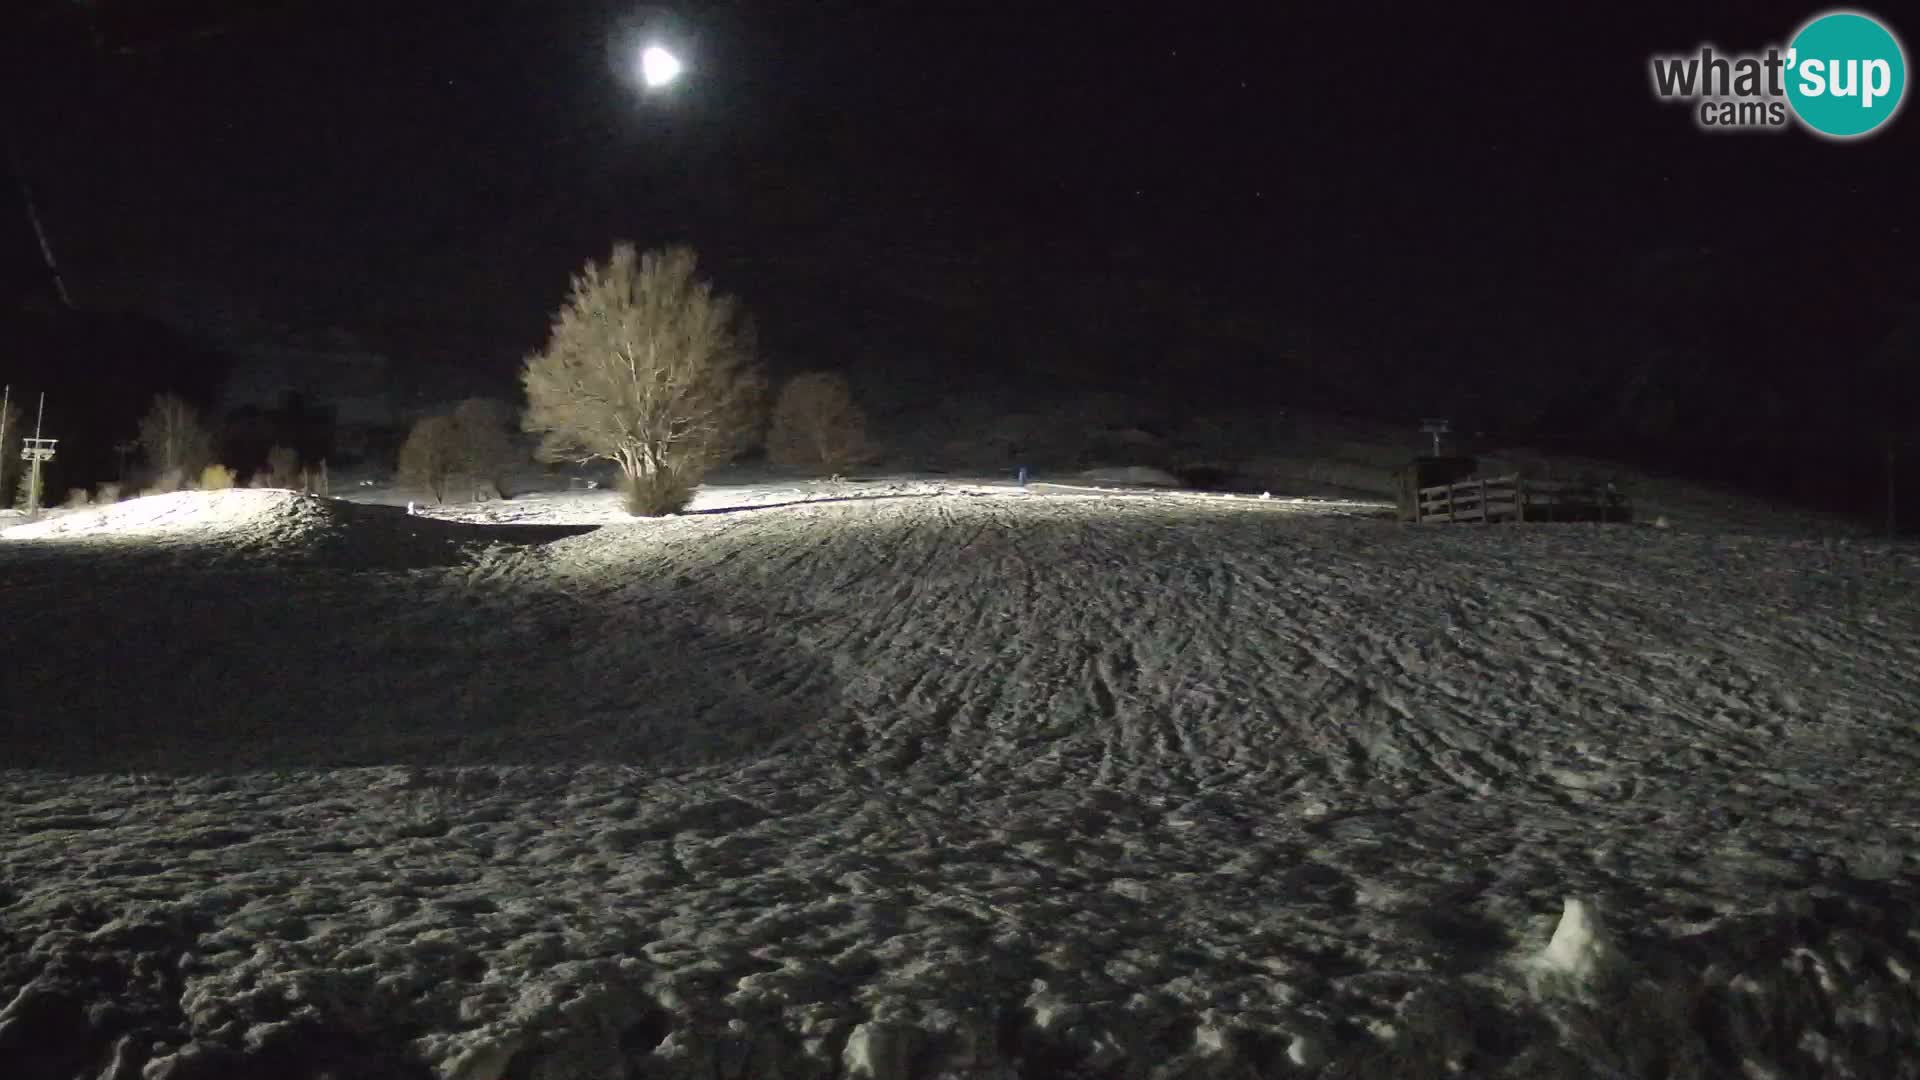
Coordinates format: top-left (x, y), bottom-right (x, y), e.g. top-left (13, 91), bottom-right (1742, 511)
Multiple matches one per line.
top-left (398, 415), bottom-right (460, 503)
top-left (137, 394), bottom-right (214, 483)
top-left (767, 371), bottom-right (870, 473)
top-left (452, 397), bottom-right (519, 500)
top-left (113, 439), bottom-right (138, 481)
top-left (521, 244), bottom-right (764, 515)
top-left (266, 445), bottom-right (300, 488)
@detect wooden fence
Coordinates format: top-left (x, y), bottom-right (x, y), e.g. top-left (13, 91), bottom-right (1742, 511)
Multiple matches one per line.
top-left (1415, 473), bottom-right (1631, 524)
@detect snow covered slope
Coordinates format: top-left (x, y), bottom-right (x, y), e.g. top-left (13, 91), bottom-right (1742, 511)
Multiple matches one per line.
top-left (2, 487), bottom-right (1917, 1078)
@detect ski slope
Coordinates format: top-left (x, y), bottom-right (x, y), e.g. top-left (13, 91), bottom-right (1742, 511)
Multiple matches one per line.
top-left (2, 485), bottom-right (1917, 1078)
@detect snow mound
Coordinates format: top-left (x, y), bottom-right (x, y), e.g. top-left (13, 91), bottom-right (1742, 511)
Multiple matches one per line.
top-left (3, 489), bottom-right (346, 541)
top-left (0, 490), bottom-right (589, 568)
top-left (1534, 897), bottom-right (1622, 986)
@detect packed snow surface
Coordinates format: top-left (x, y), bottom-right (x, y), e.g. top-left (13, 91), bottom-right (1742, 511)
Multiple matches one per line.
top-left (2, 483), bottom-right (1919, 1078)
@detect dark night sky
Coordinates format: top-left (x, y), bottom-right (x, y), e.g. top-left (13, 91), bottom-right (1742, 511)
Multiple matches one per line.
top-left (3, 1), bottom-right (1917, 473)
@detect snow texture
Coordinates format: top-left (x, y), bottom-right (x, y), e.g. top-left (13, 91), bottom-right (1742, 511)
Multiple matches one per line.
top-left (3, 481), bottom-right (1919, 1078)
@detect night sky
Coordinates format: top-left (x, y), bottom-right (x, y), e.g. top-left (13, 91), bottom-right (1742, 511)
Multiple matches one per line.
top-left (3, 0), bottom-right (1918, 511)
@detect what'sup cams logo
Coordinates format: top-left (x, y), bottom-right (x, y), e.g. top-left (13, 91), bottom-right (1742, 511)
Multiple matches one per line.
top-left (1651, 9), bottom-right (1907, 138)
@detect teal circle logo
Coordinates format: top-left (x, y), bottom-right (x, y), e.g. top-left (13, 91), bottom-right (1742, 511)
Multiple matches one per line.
top-left (1786, 11), bottom-right (1907, 138)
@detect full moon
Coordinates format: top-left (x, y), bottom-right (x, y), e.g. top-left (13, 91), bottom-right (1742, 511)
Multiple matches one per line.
top-left (640, 45), bottom-right (683, 89)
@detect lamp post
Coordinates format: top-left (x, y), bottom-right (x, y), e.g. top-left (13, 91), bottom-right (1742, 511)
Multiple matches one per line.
top-left (0, 384), bottom-right (9, 500)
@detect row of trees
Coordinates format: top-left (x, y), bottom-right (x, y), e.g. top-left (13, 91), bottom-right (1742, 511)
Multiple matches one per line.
top-left (388, 354), bottom-right (870, 511)
top-left (520, 243), bottom-right (869, 514)
top-left (11, 244), bottom-right (863, 516)
top-left (0, 390), bottom-right (327, 511)
top-left (397, 398), bottom-right (518, 503)
top-left (132, 394), bottom-right (319, 494)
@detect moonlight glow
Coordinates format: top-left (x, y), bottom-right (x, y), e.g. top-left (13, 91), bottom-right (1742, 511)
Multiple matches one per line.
top-left (640, 45), bottom-right (683, 88)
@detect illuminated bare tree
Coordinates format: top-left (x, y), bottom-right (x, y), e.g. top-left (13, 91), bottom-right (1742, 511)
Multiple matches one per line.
top-left (452, 397), bottom-right (519, 500)
top-left (767, 371), bottom-right (869, 473)
top-left (521, 244), bottom-right (764, 515)
top-left (266, 445), bottom-right (301, 488)
top-left (137, 393), bottom-right (214, 488)
top-left (398, 415), bottom-right (459, 503)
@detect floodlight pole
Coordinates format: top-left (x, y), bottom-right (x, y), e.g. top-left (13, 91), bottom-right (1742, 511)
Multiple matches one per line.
top-left (28, 392), bottom-right (44, 516)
